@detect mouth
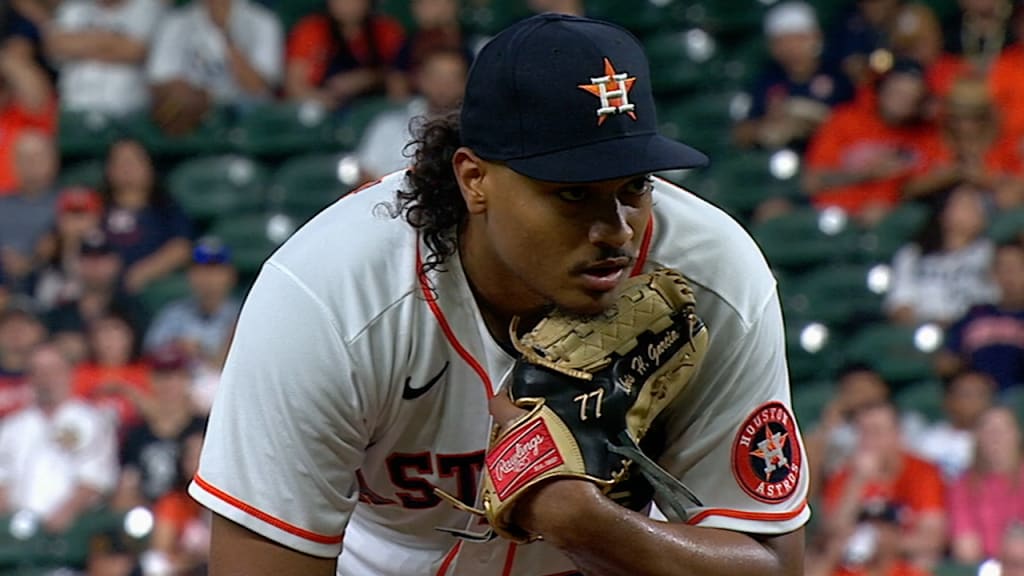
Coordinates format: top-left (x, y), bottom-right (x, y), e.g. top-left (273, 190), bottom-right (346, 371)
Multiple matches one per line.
top-left (577, 258), bottom-right (632, 292)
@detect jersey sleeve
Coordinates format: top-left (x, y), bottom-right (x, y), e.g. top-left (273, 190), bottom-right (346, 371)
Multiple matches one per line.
top-left (654, 289), bottom-right (810, 534)
top-left (146, 16), bottom-right (184, 84)
top-left (188, 261), bottom-right (377, 558)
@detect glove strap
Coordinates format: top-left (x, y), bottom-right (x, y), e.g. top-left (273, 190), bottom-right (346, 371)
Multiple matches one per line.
top-left (608, 435), bottom-right (703, 523)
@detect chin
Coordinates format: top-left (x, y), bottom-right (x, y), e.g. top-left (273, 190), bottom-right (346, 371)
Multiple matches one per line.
top-left (552, 289), bottom-right (619, 317)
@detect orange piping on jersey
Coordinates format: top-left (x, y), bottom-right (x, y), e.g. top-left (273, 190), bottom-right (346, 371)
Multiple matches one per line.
top-left (501, 542), bottom-right (518, 576)
top-left (685, 498), bottom-right (809, 526)
top-left (434, 540), bottom-right (463, 576)
top-left (630, 217), bottom-right (654, 277)
top-left (192, 474), bottom-right (344, 545)
top-left (416, 240), bottom-right (496, 399)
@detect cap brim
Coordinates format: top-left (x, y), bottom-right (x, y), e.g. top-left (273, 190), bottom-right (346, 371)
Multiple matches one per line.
top-left (503, 133), bottom-right (709, 183)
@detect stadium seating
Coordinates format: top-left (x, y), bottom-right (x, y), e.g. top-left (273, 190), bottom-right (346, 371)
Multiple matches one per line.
top-left (750, 208), bottom-right (860, 272)
top-left (167, 154), bottom-right (270, 223)
top-left (989, 206), bottom-right (1024, 243)
top-left (790, 379), bottom-right (834, 430)
top-left (894, 379), bottom-right (946, 423)
top-left (137, 272), bottom-right (191, 316)
top-left (232, 102), bottom-right (346, 158)
top-left (209, 212), bottom-right (298, 278)
top-left (857, 201), bottom-right (930, 263)
top-left (57, 109), bottom-right (120, 160)
top-left (267, 152), bottom-right (358, 221)
top-left (58, 159), bottom-right (106, 190)
top-left (783, 264), bottom-right (884, 328)
top-left (843, 323), bottom-right (938, 386)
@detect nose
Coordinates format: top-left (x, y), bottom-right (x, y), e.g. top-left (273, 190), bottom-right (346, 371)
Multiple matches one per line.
top-left (588, 199), bottom-right (634, 249)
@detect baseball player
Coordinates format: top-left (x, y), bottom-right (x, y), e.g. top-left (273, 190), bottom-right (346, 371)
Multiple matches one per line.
top-left (191, 13), bottom-right (810, 576)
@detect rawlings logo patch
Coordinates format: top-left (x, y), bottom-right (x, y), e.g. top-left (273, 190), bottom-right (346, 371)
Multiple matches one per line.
top-left (731, 402), bottom-right (802, 503)
top-left (487, 419), bottom-right (564, 500)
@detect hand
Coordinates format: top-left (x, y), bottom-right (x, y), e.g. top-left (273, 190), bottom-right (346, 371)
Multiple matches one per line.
top-left (852, 449), bottom-right (883, 481)
top-left (43, 507), bottom-right (77, 535)
top-left (122, 264), bottom-right (152, 293)
top-left (0, 247), bottom-right (33, 279)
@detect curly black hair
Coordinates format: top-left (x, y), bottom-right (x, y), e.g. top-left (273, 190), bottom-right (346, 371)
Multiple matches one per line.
top-left (389, 111), bottom-right (466, 275)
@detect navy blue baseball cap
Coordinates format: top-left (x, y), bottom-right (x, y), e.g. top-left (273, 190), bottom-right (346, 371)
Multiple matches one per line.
top-left (460, 13), bottom-right (709, 183)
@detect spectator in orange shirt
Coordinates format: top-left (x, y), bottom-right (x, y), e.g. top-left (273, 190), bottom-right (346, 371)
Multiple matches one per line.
top-left (989, 1), bottom-right (1024, 139)
top-left (821, 402), bottom-right (947, 571)
top-left (803, 59), bottom-right (940, 223)
top-left (905, 77), bottom-right (1024, 207)
top-left (285, 0), bottom-right (405, 110)
top-left (73, 310), bottom-right (151, 434)
top-left (807, 501), bottom-right (932, 576)
top-left (0, 38), bottom-right (55, 195)
top-left (890, 3), bottom-right (970, 98)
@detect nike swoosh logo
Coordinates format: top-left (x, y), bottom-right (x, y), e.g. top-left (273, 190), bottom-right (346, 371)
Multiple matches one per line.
top-left (402, 361), bottom-right (450, 400)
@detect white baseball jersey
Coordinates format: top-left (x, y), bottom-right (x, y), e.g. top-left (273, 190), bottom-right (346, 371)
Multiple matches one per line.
top-left (54, 0), bottom-right (166, 115)
top-left (190, 173), bottom-right (810, 575)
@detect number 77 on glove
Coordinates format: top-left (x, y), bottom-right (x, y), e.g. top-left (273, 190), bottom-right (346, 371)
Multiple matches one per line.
top-left (437, 267), bottom-right (709, 543)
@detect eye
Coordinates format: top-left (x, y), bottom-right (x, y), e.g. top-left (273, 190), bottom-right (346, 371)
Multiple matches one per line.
top-left (556, 187), bottom-right (588, 203)
top-left (621, 176), bottom-right (653, 198)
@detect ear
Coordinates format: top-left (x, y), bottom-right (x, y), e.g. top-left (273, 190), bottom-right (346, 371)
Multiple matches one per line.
top-left (452, 147), bottom-right (488, 215)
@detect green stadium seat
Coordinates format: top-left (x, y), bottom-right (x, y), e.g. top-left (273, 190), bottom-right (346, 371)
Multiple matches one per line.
top-left (137, 272), bottom-right (191, 316)
top-left (118, 107), bottom-right (232, 158)
top-left (643, 32), bottom-right (721, 96)
top-left (696, 149), bottom-right (802, 217)
top-left (587, 0), bottom-right (674, 34)
top-left (894, 379), bottom-right (945, 422)
top-left (859, 201), bottom-right (929, 263)
top-left (843, 323), bottom-right (938, 385)
top-left (785, 321), bottom-right (844, 384)
top-left (167, 155), bottom-right (269, 222)
top-left (461, 2), bottom-right (531, 36)
top-left (749, 208), bottom-right (860, 272)
top-left (932, 561), bottom-right (981, 576)
top-left (233, 102), bottom-right (346, 157)
top-left (276, 0), bottom-right (323, 33)
top-left (335, 97), bottom-right (404, 150)
top-left (209, 212), bottom-right (299, 276)
top-left (269, 153), bottom-right (358, 221)
top-left (783, 264), bottom-right (884, 327)
top-left (989, 206), bottom-right (1024, 243)
top-left (57, 109), bottom-right (119, 159)
top-left (683, 1), bottom-right (765, 39)
top-left (58, 160), bottom-right (106, 190)
top-left (790, 379), bottom-right (835, 430)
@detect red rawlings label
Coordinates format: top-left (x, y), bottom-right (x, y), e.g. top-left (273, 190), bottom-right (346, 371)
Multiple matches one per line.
top-left (486, 419), bottom-right (564, 500)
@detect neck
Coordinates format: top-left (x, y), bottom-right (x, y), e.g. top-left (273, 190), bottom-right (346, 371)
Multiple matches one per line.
top-left (115, 188), bottom-right (148, 210)
top-left (944, 232), bottom-right (973, 251)
top-left (457, 227), bottom-right (548, 344)
top-left (150, 401), bottom-right (193, 434)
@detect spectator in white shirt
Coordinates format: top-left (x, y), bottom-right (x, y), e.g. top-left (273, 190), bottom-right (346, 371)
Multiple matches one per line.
top-left (44, 0), bottom-right (166, 116)
top-left (0, 342), bottom-right (118, 534)
top-left (357, 46), bottom-right (467, 180)
top-left (147, 0), bottom-right (282, 108)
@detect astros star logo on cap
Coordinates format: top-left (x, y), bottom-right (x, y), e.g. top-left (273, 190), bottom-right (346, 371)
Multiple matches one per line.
top-left (578, 58), bottom-right (637, 126)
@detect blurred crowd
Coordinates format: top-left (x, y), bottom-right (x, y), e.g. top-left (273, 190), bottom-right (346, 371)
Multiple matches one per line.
top-left (0, 0), bottom-right (1023, 574)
